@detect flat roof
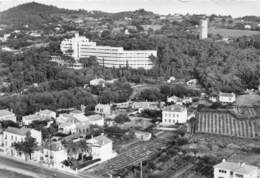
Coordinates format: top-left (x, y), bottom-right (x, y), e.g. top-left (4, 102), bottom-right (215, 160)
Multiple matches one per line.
top-left (214, 161), bottom-right (258, 175)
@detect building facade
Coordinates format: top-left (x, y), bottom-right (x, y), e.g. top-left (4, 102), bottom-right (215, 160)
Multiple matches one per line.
top-left (199, 19), bottom-right (208, 39)
top-left (219, 92), bottom-right (236, 103)
top-left (162, 105), bottom-right (188, 125)
top-left (214, 159), bottom-right (259, 178)
top-left (60, 33), bottom-right (157, 69)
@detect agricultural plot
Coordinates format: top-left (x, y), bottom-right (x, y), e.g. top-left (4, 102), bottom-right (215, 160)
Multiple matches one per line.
top-left (209, 27), bottom-right (260, 38)
top-left (197, 111), bottom-right (257, 138)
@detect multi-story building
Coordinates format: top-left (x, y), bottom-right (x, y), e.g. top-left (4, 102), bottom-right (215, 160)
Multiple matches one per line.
top-left (3, 127), bottom-right (42, 158)
top-left (86, 134), bottom-right (117, 161)
top-left (214, 159), bottom-right (259, 178)
top-left (162, 105), bottom-right (188, 125)
top-left (219, 92), bottom-right (236, 103)
top-left (60, 33), bottom-right (157, 70)
top-left (0, 109), bottom-right (16, 122)
top-left (95, 104), bottom-right (112, 116)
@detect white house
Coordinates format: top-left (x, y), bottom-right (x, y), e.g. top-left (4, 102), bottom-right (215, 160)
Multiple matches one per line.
top-left (162, 105), bottom-right (188, 125)
top-left (22, 114), bottom-right (41, 125)
top-left (95, 104), bottom-right (112, 116)
top-left (86, 134), bottom-right (117, 161)
top-left (244, 24), bottom-right (252, 30)
top-left (167, 76), bottom-right (176, 83)
top-left (90, 78), bottom-right (106, 87)
top-left (3, 127), bottom-right (42, 158)
top-left (187, 79), bottom-right (198, 87)
top-left (41, 141), bottom-right (68, 167)
top-left (0, 109), bottom-right (16, 122)
top-left (219, 92), bottom-right (236, 103)
top-left (214, 159), bottom-right (259, 178)
top-left (36, 109), bottom-right (56, 119)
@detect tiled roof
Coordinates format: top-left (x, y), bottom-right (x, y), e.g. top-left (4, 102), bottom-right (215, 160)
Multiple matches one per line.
top-left (5, 127), bottom-right (31, 136)
top-left (219, 92), bottom-right (235, 97)
top-left (214, 161), bottom-right (258, 174)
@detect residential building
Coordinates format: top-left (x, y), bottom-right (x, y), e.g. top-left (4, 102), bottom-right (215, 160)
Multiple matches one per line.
top-left (36, 109), bottom-right (56, 119)
top-left (3, 127), bottom-right (42, 158)
top-left (95, 104), bottom-right (112, 116)
top-left (167, 76), bottom-right (176, 83)
top-left (132, 101), bottom-right (165, 111)
top-left (162, 105), bottom-right (188, 125)
top-left (86, 134), bottom-right (117, 161)
top-left (41, 141), bottom-right (68, 167)
top-left (214, 159), bottom-right (259, 178)
top-left (0, 109), bottom-right (16, 122)
top-left (22, 114), bottom-right (40, 125)
top-left (219, 92), bottom-right (236, 103)
top-left (60, 33), bottom-right (157, 70)
top-left (199, 19), bottom-right (208, 39)
top-left (90, 78), bottom-right (106, 87)
top-left (134, 131), bottom-right (152, 141)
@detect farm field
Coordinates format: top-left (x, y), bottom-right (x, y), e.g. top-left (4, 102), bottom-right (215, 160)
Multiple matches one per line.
top-left (196, 111), bottom-right (257, 138)
top-left (209, 27), bottom-right (260, 38)
top-left (235, 94), bottom-right (260, 107)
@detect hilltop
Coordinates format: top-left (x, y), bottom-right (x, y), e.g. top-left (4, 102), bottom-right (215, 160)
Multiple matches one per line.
top-left (0, 2), bottom-right (157, 29)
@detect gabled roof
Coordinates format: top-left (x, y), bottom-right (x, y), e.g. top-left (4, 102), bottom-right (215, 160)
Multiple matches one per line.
top-left (214, 161), bottom-right (258, 175)
top-left (219, 92), bottom-right (235, 97)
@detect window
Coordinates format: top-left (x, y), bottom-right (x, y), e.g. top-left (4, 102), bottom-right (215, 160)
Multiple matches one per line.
top-left (219, 170), bottom-right (227, 173)
top-left (11, 135), bottom-right (13, 140)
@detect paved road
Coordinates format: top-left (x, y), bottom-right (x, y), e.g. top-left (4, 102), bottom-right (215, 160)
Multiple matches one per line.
top-left (0, 155), bottom-right (98, 178)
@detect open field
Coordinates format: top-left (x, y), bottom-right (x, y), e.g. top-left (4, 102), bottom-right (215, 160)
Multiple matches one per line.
top-left (209, 27), bottom-right (260, 38)
top-left (235, 94), bottom-right (260, 107)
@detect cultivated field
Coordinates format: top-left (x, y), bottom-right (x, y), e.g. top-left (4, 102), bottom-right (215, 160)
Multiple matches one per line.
top-left (197, 111), bottom-right (257, 138)
top-left (209, 27), bottom-right (260, 38)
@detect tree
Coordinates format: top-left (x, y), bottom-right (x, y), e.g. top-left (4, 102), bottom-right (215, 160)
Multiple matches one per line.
top-left (12, 131), bottom-right (38, 160)
top-left (114, 114), bottom-right (130, 124)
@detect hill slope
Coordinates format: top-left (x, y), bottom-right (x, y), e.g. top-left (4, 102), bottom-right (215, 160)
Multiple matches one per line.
top-left (0, 2), bottom-right (75, 28)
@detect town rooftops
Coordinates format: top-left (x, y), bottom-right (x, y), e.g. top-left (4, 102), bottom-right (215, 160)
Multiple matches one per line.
top-left (37, 109), bottom-right (55, 115)
top-left (23, 114), bottom-right (40, 121)
top-left (214, 160), bottom-right (258, 175)
top-left (0, 109), bottom-right (14, 116)
top-left (5, 127), bottom-right (32, 136)
top-left (163, 105), bottom-right (186, 112)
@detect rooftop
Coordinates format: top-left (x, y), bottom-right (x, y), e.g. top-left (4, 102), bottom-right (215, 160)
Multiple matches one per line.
top-left (43, 141), bottom-right (65, 151)
top-left (5, 127), bottom-right (32, 136)
top-left (88, 135), bottom-right (112, 146)
top-left (0, 109), bottom-right (15, 117)
top-left (214, 160), bottom-right (258, 175)
top-left (163, 105), bottom-right (186, 112)
top-left (219, 92), bottom-right (235, 97)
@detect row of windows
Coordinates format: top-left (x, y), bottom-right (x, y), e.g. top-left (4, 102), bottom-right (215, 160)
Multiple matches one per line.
top-left (218, 170), bottom-right (243, 178)
top-left (163, 119), bottom-right (176, 123)
top-left (164, 113), bottom-right (179, 117)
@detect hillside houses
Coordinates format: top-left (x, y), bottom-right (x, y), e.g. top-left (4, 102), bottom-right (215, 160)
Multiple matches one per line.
top-left (162, 105), bottom-right (188, 125)
top-left (219, 92), bottom-right (236, 103)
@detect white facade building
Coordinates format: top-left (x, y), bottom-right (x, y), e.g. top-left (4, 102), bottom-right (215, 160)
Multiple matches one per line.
top-left (86, 134), bottom-right (117, 161)
top-left (219, 92), bottom-right (236, 103)
top-left (0, 109), bottom-right (16, 122)
top-left (199, 19), bottom-right (208, 39)
top-left (95, 104), bottom-right (112, 116)
top-left (214, 159), bottom-right (259, 178)
top-left (3, 127), bottom-right (42, 157)
top-left (60, 33), bottom-right (157, 70)
top-left (162, 105), bottom-right (188, 125)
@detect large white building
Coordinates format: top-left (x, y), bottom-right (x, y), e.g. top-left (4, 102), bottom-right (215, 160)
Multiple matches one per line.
top-left (60, 33), bottom-right (157, 70)
top-left (214, 159), bottom-right (259, 178)
top-left (199, 19), bottom-right (208, 40)
top-left (162, 105), bottom-right (188, 125)
top-left (3, 127), bottom-right (42, 158)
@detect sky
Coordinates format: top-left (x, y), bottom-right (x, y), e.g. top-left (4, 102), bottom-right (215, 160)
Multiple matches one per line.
top-left (0, 0), bottom-right (260, 17)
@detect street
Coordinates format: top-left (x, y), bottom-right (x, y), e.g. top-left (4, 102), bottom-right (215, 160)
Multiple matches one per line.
top-left (0, 155), bottom-right (99, 178)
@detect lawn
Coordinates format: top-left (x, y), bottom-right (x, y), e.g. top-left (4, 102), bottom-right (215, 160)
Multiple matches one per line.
top-left (209, 27), bottom-right (260, 38)
top-left (235, 94), bottom-right (260, 106)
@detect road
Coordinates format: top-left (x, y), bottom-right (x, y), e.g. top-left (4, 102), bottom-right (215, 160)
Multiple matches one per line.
top-left (0, 155), bottom-right (99, 178)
